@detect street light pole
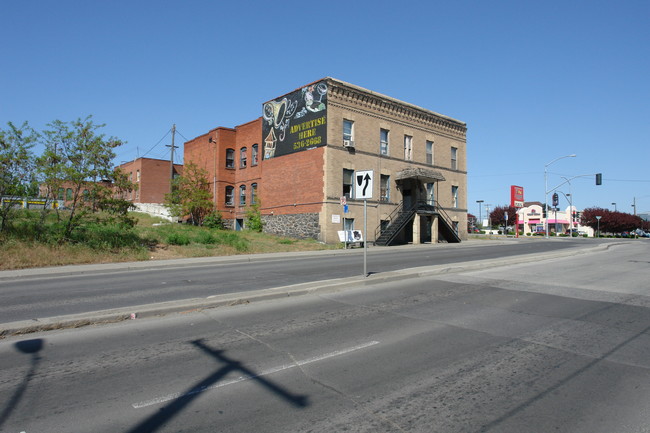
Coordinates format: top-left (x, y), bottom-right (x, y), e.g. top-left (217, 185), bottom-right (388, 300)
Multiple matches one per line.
top-left (612, 202), bottom-right (617, 211)
top-left (545, 154), bottom-right (577, 238)
top-left (596, 215), bottom-right (602, 238)
top-left (476, 200), bottom-right (484, 228)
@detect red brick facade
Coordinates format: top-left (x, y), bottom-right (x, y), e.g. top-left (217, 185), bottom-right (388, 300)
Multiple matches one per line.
top-left (117, 158), bottom-right (183, 204)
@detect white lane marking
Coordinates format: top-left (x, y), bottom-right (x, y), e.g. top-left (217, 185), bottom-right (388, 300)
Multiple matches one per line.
top-left (132, 340), bottom-right (380, 409)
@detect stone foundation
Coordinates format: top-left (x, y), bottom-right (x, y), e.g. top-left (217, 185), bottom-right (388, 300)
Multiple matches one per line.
top-left (261, 213), bottom-right (320, 240)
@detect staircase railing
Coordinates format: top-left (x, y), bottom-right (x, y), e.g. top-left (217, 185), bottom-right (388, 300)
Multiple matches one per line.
top-left (374, 199), bottom-right (461, 245)
top-left (432, 200), bottom-right (461, 242)
top-left (374, 200), bottom-right (406, 242)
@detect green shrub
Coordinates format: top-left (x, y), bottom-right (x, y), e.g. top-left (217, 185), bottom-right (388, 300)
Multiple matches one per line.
top-left (203, 211), bottom-right (223, 229)
top-left (166, 231), bottom-right (191, 245)
top-left (195, 230), bottom-right (217, 245)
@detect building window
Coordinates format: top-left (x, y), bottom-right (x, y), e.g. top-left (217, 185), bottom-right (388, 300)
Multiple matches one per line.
top-left (344, 217), bottom-right (354, 231)
top-left (240, 147), bottom-right (247, 168)
top-left (380, 129), bottom-right (389, 155)
top-left (239, 185), bottom-right (246, 206)
top-left (343, 119), bottom-right (354, 145)
top-left (226, 149), bottom-right (235, 169)
top-left (452, 185), bottom-right (458, 208)
top-left (225, 186), bottom-right (234, 206)
top-left (57, 188), bottom-right (64, 200)
top-left (251, 144), bottom-right (259, 166)
top-left (343, 169), bottom-right (354, 199)
top-left (251, 183), bottom-right (257, 204)
top-left (451, 146), bottom-right (458, 170)
top-left (426, 141), bottom-right (433, 165)
top-left (380, 175), bottom-right (390, 202)
top-left (136, 170), bottom-right (140, 182)
top-left (66, 188), bottom-right (73, 201)
top-left (129, 172), bottom-right (133, 182)
top-left (404, 135), bottom-right (412, 160)
top-left (426, 183), bottom-right (435, 205)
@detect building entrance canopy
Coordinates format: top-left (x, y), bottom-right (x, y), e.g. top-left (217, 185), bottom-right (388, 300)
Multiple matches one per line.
top-left (395, 167), bottom-right (446, 183)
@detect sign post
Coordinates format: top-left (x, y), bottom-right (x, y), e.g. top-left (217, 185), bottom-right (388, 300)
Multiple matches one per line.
top-left (355, 170), bottom-right (373, 277)
top-left (510, 185), bottom-right (524, 238)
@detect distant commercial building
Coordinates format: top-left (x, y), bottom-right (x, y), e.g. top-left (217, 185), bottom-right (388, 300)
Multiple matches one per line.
top-left (516, 203), bottom-right (594, 236)
top-left (184, 78), bottom-right (468, 244)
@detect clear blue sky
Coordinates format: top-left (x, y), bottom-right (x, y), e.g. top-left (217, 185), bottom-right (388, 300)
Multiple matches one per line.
top-left (2, 0), bottom-right (649, 215)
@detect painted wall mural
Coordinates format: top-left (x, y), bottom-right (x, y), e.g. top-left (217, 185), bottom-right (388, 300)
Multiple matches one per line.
top-left (262, 81), bottom-right (328, 159)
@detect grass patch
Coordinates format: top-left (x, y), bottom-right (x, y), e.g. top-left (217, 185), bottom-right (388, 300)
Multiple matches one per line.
top-left (0, 210), bottom-right (339, 270)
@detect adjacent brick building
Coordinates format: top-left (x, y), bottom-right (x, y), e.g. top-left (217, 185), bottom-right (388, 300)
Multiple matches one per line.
top-left (184, 78), bottom-right (468, 244)
top-left (117, 157), bottom-right (183, 203)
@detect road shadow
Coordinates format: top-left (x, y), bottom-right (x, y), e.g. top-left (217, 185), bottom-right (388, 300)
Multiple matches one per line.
top-left (0, 338), bottom-right (44, 430)
top-left (127, 338), bottom-right (309, 433)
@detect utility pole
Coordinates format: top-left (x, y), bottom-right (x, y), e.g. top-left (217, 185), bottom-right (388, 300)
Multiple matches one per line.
top-left (166, 124), bottom-right (178, 193)
top-left (632, 197), bottom-right (637, 215)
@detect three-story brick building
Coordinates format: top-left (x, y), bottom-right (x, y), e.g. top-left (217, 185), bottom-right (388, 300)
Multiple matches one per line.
top-left (184, 78), bottom-right (468, 244)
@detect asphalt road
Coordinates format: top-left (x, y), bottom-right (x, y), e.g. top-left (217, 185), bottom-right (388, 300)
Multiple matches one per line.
top-left (0, 238), bottom-right (595, 324)
top-left (0, 239), bottom-right (648, 432)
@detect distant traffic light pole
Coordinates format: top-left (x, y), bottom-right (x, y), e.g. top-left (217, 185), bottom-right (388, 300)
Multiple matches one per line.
top-left (545, 154), bottom-right (576, 238)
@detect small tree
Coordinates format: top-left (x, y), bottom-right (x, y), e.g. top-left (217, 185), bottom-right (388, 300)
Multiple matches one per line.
top-left (0, 121), bottom-right (38, 232)
top-left (489, 205), bottom-right (517, 230)
top-left (37, 116), bottom-right (132, 239)
top-left (164, 162), bottom-right (213, 225)
top-left (246, 200), bottom-right (263, 232)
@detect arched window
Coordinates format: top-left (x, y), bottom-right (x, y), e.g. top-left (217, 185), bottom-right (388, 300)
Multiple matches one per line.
top-left (239, 185), bottom-right (246, 206)
top-left (240, 147), bottom-right (247, 168)
top-left (225, 186), bottom-right (234, 206)
top-left (251, 144), bottom-right (259, 166)
top-left (226, 149), bottom-right (235, 169)
top-left (251, 183), bottom-right (257, 204)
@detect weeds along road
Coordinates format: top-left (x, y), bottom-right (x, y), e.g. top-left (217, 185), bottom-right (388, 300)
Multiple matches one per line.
top-left (0, 238), bottom-right (599, 326)
top-left (0, 240), bottom-right (648, 432)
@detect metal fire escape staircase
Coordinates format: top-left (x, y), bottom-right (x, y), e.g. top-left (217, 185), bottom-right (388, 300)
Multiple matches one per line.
top-left (373, 200), bottom-right (461, 246)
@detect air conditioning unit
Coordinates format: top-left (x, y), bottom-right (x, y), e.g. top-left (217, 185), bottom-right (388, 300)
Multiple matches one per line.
top-left (343, 140), bottom-right (355, 148)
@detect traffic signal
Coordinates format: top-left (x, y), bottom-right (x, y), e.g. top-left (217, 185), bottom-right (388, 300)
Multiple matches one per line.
top-left (552, 192), bottom-right (559, 207)
top-left (596, 173), bottom-right (602, 185)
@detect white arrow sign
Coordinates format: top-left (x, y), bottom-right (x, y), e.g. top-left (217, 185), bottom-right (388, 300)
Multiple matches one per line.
top-left (355, 170), bottom-right (373, 199)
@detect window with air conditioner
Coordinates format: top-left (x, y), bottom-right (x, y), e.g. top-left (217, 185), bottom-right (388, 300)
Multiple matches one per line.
top-left (343, 119), bottom-right (354, 147)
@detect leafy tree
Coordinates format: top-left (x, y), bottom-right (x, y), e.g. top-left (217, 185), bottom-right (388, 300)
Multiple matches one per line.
top-left (489, 205), bottom-right (517, 229)
top-left (0, 121), bottom-right (38, 232)
top-left (581, 207), bottom-right (643, 234)
top-left (37, 116), bottom-right (133, 239)
top-left (164, 162), bottom-right (213, 225)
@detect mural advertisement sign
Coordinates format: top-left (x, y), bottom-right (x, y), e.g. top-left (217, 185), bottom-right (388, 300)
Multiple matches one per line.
top-left (262, 80), bottom-right (328, 159)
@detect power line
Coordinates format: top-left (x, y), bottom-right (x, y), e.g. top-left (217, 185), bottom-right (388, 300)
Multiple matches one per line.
top-left (141, 128), bottom-right (172, 159)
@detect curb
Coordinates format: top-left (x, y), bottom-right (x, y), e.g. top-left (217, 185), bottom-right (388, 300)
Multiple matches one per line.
top-left (0, 242), bottom-right (612, 338)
